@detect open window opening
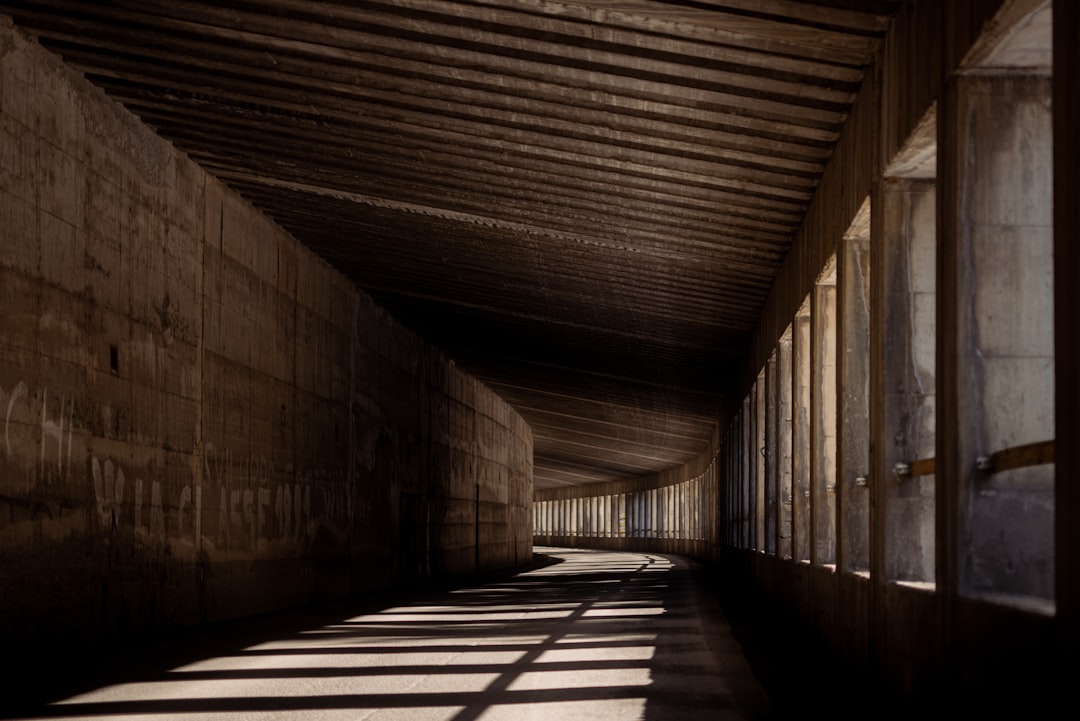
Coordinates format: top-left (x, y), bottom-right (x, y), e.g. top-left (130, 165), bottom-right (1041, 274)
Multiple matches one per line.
top-left (792, 296), bottom-right (812, 563)
top-left (948, 1), bottom-right (1054, 610)
top-left (777, 326), bottom-right (794, 560)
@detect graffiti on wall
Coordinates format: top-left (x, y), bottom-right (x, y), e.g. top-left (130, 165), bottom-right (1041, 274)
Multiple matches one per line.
top-left (1, 380), bottom-right (350, 554)
top-left (4, 381), bottom-right (76, 484)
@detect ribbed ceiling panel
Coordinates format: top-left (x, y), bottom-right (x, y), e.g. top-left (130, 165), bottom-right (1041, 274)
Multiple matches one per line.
top-left (2, 0), bottom-right (899, 489)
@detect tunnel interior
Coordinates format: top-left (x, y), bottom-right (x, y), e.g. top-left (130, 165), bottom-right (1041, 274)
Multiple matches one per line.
top-left (0, 0), bottom-right (1076, 713)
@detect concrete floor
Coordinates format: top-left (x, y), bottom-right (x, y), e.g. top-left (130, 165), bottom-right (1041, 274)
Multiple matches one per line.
top-left (3, 547), bottom-right (777, 721)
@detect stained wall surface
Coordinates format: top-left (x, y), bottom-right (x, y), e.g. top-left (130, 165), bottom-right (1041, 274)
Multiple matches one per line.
top-left (0, 18), bottom-right (532, 653)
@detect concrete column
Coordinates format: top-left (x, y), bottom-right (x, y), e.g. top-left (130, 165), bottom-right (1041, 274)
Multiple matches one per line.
top-left (619, 495), bottom-right (625, 538)
top-left (729, 435), bottom-right (735, 546)
top-left (777, 333), bottom-right (794, 560)
top-left (672, 484), bottom-right (678, 539)
top-left (687, 480), bottom-right (692, 540)
top-left (652, 488), bottom-right (658, 540)
top-left (755, 371), bottom-right (767, 551)
top-left (724, 428), bottom-right (733, 545)
top-left (641, 490), bottom-right (648, 539)
top-left (621, 493), bottom-right (627, 538)
top-left (638, 490), bottom-right (645, 539)
top-left (603, 496), bottom-right (609, 538)
top-left (679, 482), bottom-right (686, 538)
top-left (740, 403), bottom-right (750, 548)
top-left (662, 486), bottom-right (668, 539)
top-left (658, 487), bottom-right (665, 539)
top-left (675, 483), bottom-right (681, 540)
top-left (811, 264), bottom-right (838, 566)
top-left (688, 478), bottom-right (694, 541)
top-left (617, 495), bottom-right (623, 538)
top-left (872, 178), bottom-right (936, 584)
top-left (764, 351), bottom-right (778, 554)
top-left (674, 484), bottom-right (681, 539)
top-left (657, 487), bottom-right (665, 538)
top-left (940, 73), bottom-right (1054, 603)
top-left (838, 213), bottom-right (871, 573)
top-left (619, 493), bottom-right (626, 536)
top-left (610, 494), bottom-right (616, 537)
top-left (650, 488), bottom-right (659, 538)
top-left (667, 485), bottom-right (674, 538)
top-left (792, 304), bottom-right (812, 562)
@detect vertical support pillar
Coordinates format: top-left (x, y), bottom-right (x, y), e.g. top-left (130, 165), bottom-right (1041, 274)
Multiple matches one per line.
top-left (838, 208), bottom-right (872, 573)
top-left (793, 302), bottom-right (812, 562)
top-left (755, 371), bottom-right (766, 551)
top-left (765, 351), bottom-right (778, 554)
top-left (872, 178), bottom-right (936, 584)
top-left (730, 426), bottom-right (737, 546)
top-left (727, 431), bottom-right (735, 546)
top-left (778, 332), bottom-right (794, 559)
top-left (742, 399), bottom-right (752, 548)
top-left (811, 264), bottom-right (838, 566)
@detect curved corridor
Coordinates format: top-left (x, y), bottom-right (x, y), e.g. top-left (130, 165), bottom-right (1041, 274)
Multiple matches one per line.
top-left (5, 549), bottom-right (769, 721)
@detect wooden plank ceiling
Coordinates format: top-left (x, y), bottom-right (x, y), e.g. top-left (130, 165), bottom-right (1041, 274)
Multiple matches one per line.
top-left (2, 0), bottom-right (900, 489)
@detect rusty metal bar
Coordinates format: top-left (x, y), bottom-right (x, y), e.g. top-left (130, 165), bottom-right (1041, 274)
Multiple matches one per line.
top-left (910, 457), bottom-right (936, 477)
top-left (977, 440), bottom-right (1055, 475)
top-left (893, 457), bottom-right (935, 481)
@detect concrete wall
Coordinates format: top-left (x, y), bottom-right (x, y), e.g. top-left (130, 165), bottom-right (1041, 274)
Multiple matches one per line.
top-left (0, 17), bottom-right (532, 655)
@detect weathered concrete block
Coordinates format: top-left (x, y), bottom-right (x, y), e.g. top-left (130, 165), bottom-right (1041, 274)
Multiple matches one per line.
top-left (84, 230), bottom-right (123, 313)
top-left (164, 153), bottom-right (203, 238)
top-left (38, 210), bottom-right (81, 294)
top-left (979, 355), bottom-right (1054, 451)
top-left (963, 77), bottom-right (1052, 228)
top-left (0, 27), bottom-right (35, 128)
top-left (0, 114), bottom-right (36, 204)
top-left (972, 224), bottom-right (1053, 358)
